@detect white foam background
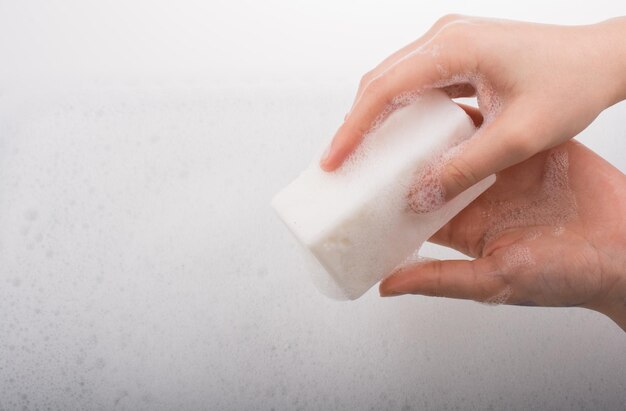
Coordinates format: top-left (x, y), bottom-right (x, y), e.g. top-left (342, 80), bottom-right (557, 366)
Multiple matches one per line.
top-left (1, 1), bottom-right (625, 410)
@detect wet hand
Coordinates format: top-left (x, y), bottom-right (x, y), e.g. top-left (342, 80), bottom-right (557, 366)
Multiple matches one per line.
top-left (380, 140), bottom-right (626, 331)
top-left (321, 16), bottom-right (626, 212)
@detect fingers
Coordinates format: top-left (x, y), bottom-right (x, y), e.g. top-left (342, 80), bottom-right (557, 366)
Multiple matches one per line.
top-left (379, 257), bottom-right (507, 301)
top-left (440, 105), bottom-right (542, 202)
top-left (321, 19), bottom-right (479, 172)
top-left (455, 103), bottom-right (483, 127)
top-left (321, 44), bottom-right (475, 171)
top-left (428, 202), bottom-right (490, 258)
top-left (442, 83), bottom-right (477, 99)
top-left (320, 64), bottom-right (436, 170)
top-left (349, 14), bottom-right (468, 115)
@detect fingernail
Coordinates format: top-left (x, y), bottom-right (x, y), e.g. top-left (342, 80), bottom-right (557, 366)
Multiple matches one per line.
top-left (379, 273), bottom-right (408, 297)
top-left (380, 288), bottom-right (406, 297)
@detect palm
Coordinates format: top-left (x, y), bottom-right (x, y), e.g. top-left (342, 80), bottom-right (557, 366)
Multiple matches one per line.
top-left (382, 140), bottom-right (626, 310)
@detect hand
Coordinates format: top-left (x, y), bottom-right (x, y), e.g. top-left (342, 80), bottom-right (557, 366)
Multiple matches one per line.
top-left (379, 140), bottom-right (626, 332)
top-left (321, 15), bottom-right (626, 211)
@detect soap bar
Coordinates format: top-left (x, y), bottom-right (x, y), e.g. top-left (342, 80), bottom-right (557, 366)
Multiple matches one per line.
top-left (272, 91), bottom-right (495, 300)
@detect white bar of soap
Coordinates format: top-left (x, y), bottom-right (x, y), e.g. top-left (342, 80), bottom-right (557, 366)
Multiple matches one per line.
top-left (272, 91), bottom-right (495, 300)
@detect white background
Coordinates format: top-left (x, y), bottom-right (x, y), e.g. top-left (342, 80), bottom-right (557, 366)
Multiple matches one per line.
top-left (1, 1), bottom-right (625, 410)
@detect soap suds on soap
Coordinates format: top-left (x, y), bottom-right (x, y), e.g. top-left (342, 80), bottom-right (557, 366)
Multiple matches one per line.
top-left (274, 91), bottom-right (494, 299)
top-left (370, 92), bottom-right (422, 134)
top-left (393, 72), bottom-right (502, 214)
top-left (406, 138), bottom-right (470, 213)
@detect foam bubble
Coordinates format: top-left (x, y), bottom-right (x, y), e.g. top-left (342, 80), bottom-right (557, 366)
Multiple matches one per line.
top-left (502, 245), bottom-right (535, 270)
top-left (366, 70), bottom-right (501, 142)
top-left (543, 149), bottom-right (570, 191)
top-left (401, 251), bottom-right (436, 266)
top-left (369, 92), bottom-right (422, 132)
top-left (406, 130), bottom-right (472, 213)
top-left (482, 285), bottom-right (512, 306)
top-left (391, 91), bottom-right (421, 107)
top-left (407, 170), bottom-right (446, 213)
top-left (274, 91), bottom-right (494, 299)
top-left (483, 148), bottom-right (577, 244)
top-left (435, 63), bottom-right (449, 78)
top-left (365, 70), bottom-right (503, 215)
top-left (523, 230), bottom-right (543, 241)
top-left (430, 72), bottom-right (502, 123)
top-left (413, 42), bottom-right (442, 58)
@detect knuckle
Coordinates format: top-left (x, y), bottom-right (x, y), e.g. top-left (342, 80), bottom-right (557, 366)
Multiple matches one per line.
top-left (350, 120), bottom-right (371, 138)
top-left (437, 21), bottom-right (468, 40)
top-left (446, 157), bottom-right (479, 192)
top-left (436, 20), bottom-right (483, 52)
top-left (358, 70), bottom-right (375, 88)
top-left (422, 261), bottom-right (445, 297)
top-left (340, 118), bottom-right (366, 139)
top-left (434, 13), bottom-right (464, 28)
top-left (342, 111), bottom-right (372, 137)
top-left (362, 75), bottom-right (387, 98)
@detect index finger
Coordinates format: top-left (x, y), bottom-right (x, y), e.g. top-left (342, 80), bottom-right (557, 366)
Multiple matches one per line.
top-left (320, 30), bottom-right (475, 171)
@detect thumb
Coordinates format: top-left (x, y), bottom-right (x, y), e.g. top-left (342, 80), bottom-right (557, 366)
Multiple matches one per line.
top-left (440, 106), bottom-right (540, 203)
top-left (379, 257), bottom-right (508, 302)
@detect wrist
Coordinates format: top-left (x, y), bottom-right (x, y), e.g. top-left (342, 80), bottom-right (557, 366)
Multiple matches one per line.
top-left (592, 244), bottom-right (626, 332)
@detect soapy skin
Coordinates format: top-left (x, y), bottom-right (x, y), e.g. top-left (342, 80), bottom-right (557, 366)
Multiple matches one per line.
top-left (321, 15), bottom-right (626, 205)
top-left (380, 140), bottom-right (626, 332)
top-left (320, 15), bottom-right (626, 330)
top-left (272, 92), bottom-right (494, 300)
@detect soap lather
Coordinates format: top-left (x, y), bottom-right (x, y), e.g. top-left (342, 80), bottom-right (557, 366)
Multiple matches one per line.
top-left (272, 91), bottom-right (495, 300)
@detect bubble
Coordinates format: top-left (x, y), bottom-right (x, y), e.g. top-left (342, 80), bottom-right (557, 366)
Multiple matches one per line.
top-left (502, 245), bottom-right (534, 270)
top-left (406, 127), bottom-right (472, 214)
top-left (543, 149), bottom-right (571, 192)
top-left (523, 230), bottom-right (543, 241)
top-left (414, 42), bottom-right (442, 58)
top-left (391, 91), bottom-right (421, 107)
top-left (401, 251), bottom-right (436, 267)
top-left (481, 285), bottom-right (512, 306)
top-left (431, 71), bottom-right (503, 123)
top-left (406, 166), bottom-right (446, 213)
top-left (274, 91), bottom-right (493, 299)
top-left (435, 63), bottom-right (450, 77)
top-left (369, 92), bottom-right (422, 133)
top-left (357, 66), bottom-right (505, 212)
top-left (483, 148), bottom-right (577, 244)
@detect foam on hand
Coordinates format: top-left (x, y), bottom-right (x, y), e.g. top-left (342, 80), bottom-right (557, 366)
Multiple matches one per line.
top-left (272, 90), bottom-right (495, 300)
